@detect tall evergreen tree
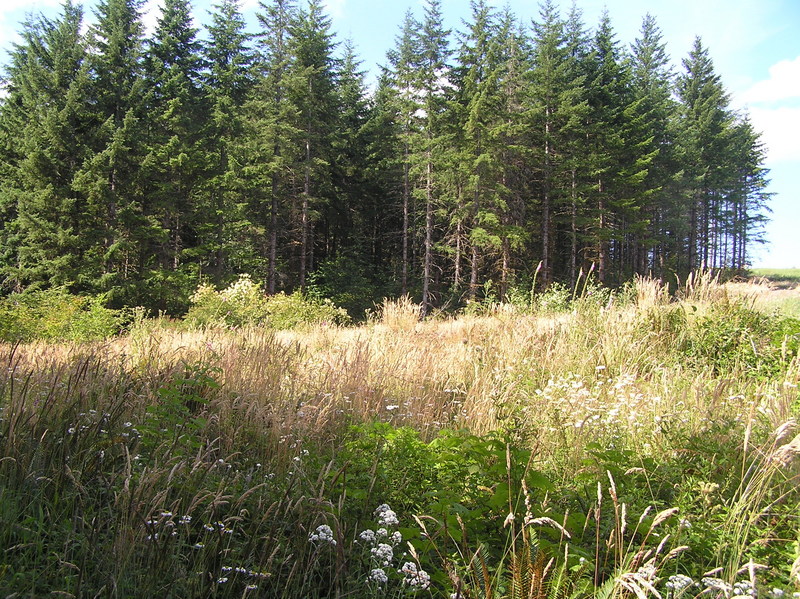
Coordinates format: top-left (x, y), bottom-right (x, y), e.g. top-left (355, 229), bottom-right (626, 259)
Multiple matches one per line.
top-left (415, 0), bottom-right (450, 315)
top-left (629, 13), bottom-right (680, 277)
top-left (141, 0), bottom-right (205, 305)
top-left (330, 40), bottom-right (372, 258)
top-left (724, 116), bottom-right (770, 269)
top-left (676, 37), bottom-right (732, 271)
top-left (289, 0), bottom-right (339, 289)
top-left (528, 0), bottom-right (590, 284)
top-left (73, 0), bottom-right (148, 304)
top-left (451, 0), bottom-right (508, 300)
top-left (583, 11), bottom-right (632, 282)
top-left (244, 0), bottom-right (300, 291)
top-left (560, 2), bottom-right (592, 283)
top-left (199, 0), bottom-right (255, 280)
top-left (0, 1), bottom-right (93, 291)
top-left (385, 10), bottom-right (422, 296)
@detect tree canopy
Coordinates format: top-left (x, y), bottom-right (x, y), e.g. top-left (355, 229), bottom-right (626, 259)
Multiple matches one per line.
top-left (0, 0), bottom-right (771, 315)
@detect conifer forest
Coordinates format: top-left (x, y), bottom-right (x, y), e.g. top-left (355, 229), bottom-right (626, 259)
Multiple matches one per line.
top-left (0, 0), bottom-right (771, 316)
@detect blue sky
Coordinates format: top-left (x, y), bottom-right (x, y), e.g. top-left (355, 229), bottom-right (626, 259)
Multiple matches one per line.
top-left (1, 0), bottom-right (798, 268)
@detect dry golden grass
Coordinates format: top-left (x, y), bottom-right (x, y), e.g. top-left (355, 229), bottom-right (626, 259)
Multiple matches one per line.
top-left (4, 275), bottom-right (797, 467)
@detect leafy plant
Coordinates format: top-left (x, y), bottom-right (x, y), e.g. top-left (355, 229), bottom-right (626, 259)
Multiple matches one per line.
top-left (0, 288), bottom-right (126, 342)
top-left (184, 274), bottom-right (350, 329)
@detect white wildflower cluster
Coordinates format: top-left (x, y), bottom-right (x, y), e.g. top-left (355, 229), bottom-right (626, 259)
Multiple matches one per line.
top-left (203, 520), bottom-right (233, 535)
top-left (732, 580), bottom-right (756, 598)
top-left (370, 543), bottom-right (394, 567)
top-left (532, 372), bottom-right (678, 435)
top-left (702, 577), bottom-right (732, 595)
top-left (376, 504), bottom-right (400, 527)
top-left (308, 524), bottom-right (337, 546)
top-left (359, 504), bottom-right (413, 589)
top-left (400, 561), bottom-right (431, 590)
top-left (368, 568), bottom-right (389, 585)
top-left (359, 529), bottom-right (377, 544)
top-left (665, 574), bottom-right (695, 597)
top-left (144, 510), bottom-right (194, 541)
top-left (217, 564), bottom-right (270, 589)
top-left (218, 274), bottom-right (259, 301)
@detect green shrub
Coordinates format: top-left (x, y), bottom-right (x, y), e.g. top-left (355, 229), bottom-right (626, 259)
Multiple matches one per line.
top-left (0, 289), bottom-right (126, 342)
top-left (685, 302), bottom-right (792, 377)
top-left (184, 275), bottom-right (350, 329)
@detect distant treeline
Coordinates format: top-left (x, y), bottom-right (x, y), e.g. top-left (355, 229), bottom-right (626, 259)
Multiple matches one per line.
top-left (0, 0), bottom-right (770, 314)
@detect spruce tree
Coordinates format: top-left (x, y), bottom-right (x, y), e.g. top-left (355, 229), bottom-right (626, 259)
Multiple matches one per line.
top-left (416, 0), bottom-right (450, 315)
top-left (289, 0), bottom-right (339, 288)
top-left (244, 0), bottom-right (300, 291)
top-left (0, 1), bottom-right (93, 291)
top-left (451, 0), bottom-right (507, 300)
top-left (141, 0), bottom-right (206, 306)
top-left (629, 13), bottom-right (680, 276)
top-left (199, 0), bottom-right (255, 281)
top-left (331, 40), bottom-right (372, 259)
top-left (583, 11), bottom-right (631, 282)
top-left (385, 10), bottom-right (422, 296)
top-left (73, 0), bottom-right (149, 305)
top-left (676, 37), bottom-right (732, 271)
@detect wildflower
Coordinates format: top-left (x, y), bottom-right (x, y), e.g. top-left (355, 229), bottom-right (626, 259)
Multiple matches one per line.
top-left (309, 524), bottom-right (336, 545)
top-left (377, 508), bottom-right (399, 527)
top-left (217, 577), bottom-right (228, 584)
top-left (678, 518), bottom-right (692, 530)
top-left (160, 511), bottom-right (173, 519)
top-left (768, 589), bottom-right (785, 599)
top-left (246, 585), bottom-right (258, 591)
top-left (390, 531), bottom-right (403, 546)
top-left (666, 574), bottom-right (694, 595)
top-left (379, 510), bottom-right (399, 527)
top-left (702, 577), bottom-right (732, 594)
top-left (370, 543), bottom-right (394, 567)
top-left (359, 529), bottom-right (377, 544)
top-left (400, 561), bottom-right (431, 590)
top-left (733, 581), bottom-right (756, 597)
top-left (193, 543), bottom-right (205, 549)
top-left (179, 515), bottom-right (192, 525)
top-left (368, 568), bottom-right (388, 585)
top-left (203, 524), bottom-right (215, 532)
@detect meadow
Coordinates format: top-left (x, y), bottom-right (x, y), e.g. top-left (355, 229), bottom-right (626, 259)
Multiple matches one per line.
top-left (1, 273), bottom-right (799, 598)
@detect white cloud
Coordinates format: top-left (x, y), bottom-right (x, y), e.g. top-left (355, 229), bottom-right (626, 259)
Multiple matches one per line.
top-left (141, 0), bottom-right (165, 37)
top-left (322, 0), bottom-right (345, 20)
top-left (748, 105), bottom-right (800, 164)
top-left (741, 56), bottom-right (800, 105)
top-left (240, 0), bottom-right (261, 12)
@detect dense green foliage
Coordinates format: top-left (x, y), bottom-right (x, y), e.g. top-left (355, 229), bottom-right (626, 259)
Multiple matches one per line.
top-left (0, 0), bottom-right (770, 315)
top-left (0, 288), bottom-right (127, 342)
top-left (185, 274), bottom-right (350, 328)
